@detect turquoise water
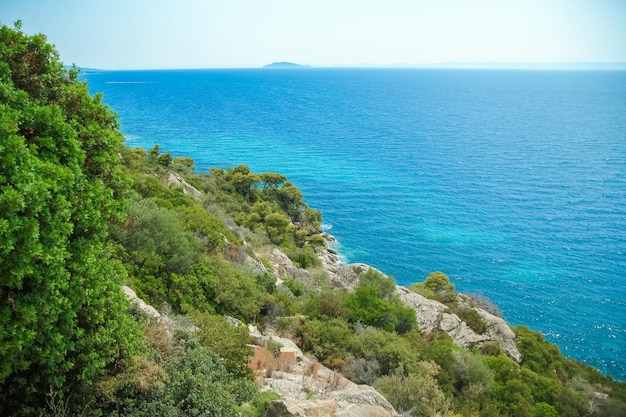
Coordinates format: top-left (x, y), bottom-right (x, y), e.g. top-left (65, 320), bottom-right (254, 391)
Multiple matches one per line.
top-left (83, 68), bottom-right (626, 380)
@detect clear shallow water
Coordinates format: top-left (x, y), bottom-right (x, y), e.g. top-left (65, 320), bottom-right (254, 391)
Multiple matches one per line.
top-left (83, 68), bottom-right (626, 380)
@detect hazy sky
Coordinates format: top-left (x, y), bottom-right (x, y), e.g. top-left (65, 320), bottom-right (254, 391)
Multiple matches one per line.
top-left (2, 0), bottom-right (625, 69)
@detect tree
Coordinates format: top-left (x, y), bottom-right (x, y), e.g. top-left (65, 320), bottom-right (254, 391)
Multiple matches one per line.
top-left (0, 23), bottom-right (138, 413)
top-left (224, 164), bottom-right (259, 201)
top-left (424, 271), bottom-right (457, 303)
top-left (259, 172), bottom-right (286, 189)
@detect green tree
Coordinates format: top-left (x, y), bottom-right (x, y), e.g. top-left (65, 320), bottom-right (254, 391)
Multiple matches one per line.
top-left (259, 172), bottom-right (286, 189)
top-left (224, 164), bottom-right (259, 201)
top-left (412, 271), bottom-right (457, 303)
top-left (0, 23), bottom-right (138, 413)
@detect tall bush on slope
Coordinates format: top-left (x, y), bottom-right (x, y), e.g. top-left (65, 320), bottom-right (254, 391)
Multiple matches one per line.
top-left (0, 22), bottom-right (138, 414)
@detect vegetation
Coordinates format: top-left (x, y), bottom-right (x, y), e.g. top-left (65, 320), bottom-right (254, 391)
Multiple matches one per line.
top-left (1, 22), bottom-right (625, 416)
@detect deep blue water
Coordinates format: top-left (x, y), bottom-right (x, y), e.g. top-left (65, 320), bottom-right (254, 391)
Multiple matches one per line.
top-left (83, 68), bottom-right (626, 380)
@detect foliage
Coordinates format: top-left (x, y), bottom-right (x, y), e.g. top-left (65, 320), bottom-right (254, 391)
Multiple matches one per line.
top-left (0, 23), bottom-right (139, 414)
top-left (299, 318), bottom-right (360, 368)
top-left (344, 270), bottom-right (416, 333)
top-left (454, 306), bottom-right (487, 334)
top-left (192, 312), bottom-right (254, 378)
top-left (411, 271), bottom-right (457, 303)
top-left (355, 327), bottom-right (422, 376)
top-left (4, 22), bottom-right (626, 417)
top-left (375, 361), bottom-right (451, 417)
top-left (515, 325), bottom-right (564, 376)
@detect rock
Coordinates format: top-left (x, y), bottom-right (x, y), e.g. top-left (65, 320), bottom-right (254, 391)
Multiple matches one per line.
top-left (395, 286), bottom-right (522, 362)
top-left (332, 263), bottom-right (380, 291)
top-left (477, 309), bottom-right (522, 362)
top-left (315, 247), bottom-right (341, 279)
top-left (439, 312), bottom-right (487, 346)
top-left (330, 385), bottom-right (396, 413)
top-left (122, 285), bottom-right (175, 331)
top-left (241, 252), bottom-right (269, 275)
top-left (262, 248), bottom-right (311, 281)
top-left (263, 399), bottom-right (395, 417)
top-left (396, 286), bottom-right (447, 332)
top-left (167, 172), bottom-right (202, 199)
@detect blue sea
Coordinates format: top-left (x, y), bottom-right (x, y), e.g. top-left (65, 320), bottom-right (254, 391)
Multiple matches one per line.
top-left (83, 68), bottom-right (626, 381)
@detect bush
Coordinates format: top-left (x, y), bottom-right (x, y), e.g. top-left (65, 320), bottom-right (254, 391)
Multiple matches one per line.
top-left (165, 345), bottom-right (255, 417)
top-left (355, 327), bottom-right (421, 377)
top-left (192, 312), bottom-right (254, 378)
top-left (455, 306), bottom-right (487, 334)
top-left (375, 361), bottom-right (451, 417)
top-left (411, 271), bottom-right (457, 303)
top-left (344, 285), bottom-right (416, 333)
top-left (299, 318), bottom-right (360, 368)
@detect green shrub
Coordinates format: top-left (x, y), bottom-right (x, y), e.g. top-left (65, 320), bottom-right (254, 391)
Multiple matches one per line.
top-left (283, 278), bottom-right (305, 297)
top-left (455, 306), bottom-right (487, 334)
top-left (411, 271), bottom-right (457, 303)
top-left (375, 361), bottom-right (451, 417)
top-left (165, 345), bottom-right (255, 417)
top-left (344, 285), bottom-right (416, 333)
top-left (355, 327), bottom-right (421, 376)
top-left (192, 312), bottom-right (254, 378)
top-left (299, 318), bottom-right (360, 368)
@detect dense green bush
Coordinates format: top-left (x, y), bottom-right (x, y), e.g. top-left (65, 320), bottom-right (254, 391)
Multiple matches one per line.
top-left (344, 270), bottom-right (416, 333)
top-left (299, 318), bottom-right (360, 368)
top-left (0, 23), bottom-right (140, 414)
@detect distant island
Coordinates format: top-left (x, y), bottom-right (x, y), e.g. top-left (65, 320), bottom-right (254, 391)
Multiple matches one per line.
top-left (263, 61), bottom-right (308, 69)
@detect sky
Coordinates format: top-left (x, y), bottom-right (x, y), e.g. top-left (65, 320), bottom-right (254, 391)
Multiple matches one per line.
top-left (1, 0), bottom-right (625, 69)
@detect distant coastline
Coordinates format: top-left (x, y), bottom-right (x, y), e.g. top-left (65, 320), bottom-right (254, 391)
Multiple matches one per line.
top-left (70, 62), bottom-right (626, 72)
top-left (262, 61), bottom-right (309, 69)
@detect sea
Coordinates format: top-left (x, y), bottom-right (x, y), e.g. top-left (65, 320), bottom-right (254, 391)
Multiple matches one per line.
top-left (82, 68), bottom-right (626, 381)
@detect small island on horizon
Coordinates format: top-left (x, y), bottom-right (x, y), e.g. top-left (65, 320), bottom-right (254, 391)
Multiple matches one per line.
top-left (263, 61), bottom-right (309, 69)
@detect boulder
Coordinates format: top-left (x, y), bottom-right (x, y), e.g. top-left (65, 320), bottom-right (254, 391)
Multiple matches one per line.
top-left (396, 286), bottom-right (447, 332)
top-left (167, 172), bottom-right (202, 199)
top-left (263, 400), bottom-right (394, 417)
top-left (332, 263), bottom-right (378, 291)
top-left (315, 246), bottom-right (341, 278)
top-left (122, 285), bottom-right (176, 331)
top-left (264, 248), bottom-right (312, 281)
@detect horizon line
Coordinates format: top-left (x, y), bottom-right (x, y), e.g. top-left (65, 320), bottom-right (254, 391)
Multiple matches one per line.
top-left (71, 61), bottom-right (626, 72)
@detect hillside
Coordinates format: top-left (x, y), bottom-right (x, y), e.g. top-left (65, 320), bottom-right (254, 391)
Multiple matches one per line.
top-left (1, 22), bottom-right (625, 417)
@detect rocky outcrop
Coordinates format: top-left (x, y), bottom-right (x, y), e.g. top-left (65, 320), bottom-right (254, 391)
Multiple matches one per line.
top-left (249, 325), bottom-right (397, 417)
top-left (397, 285), bottom-right (521, 362)
top-left (167, 172), bottom-right (202, 199)
top-left (331, 263), bottom-right (376, 291)
top-left (315, 246), bottom-right (342, 280)
top-left (122, 285), bottom-right (176, 331)
top-left (326, 264), bottom-right (522, 363)
top-left (264, 398), bottom-right (395, 417)
top-left (261, 248), bottom-right (312, 282)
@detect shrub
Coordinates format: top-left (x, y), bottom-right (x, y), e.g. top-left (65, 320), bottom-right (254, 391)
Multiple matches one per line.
top-left (192, 312), bottom-right (254, 378)
top-left (411, 271), bottom-right (457, 303)
top-left (299, 318), bottom-right (359, 368)
top-left (355, 327), bottom-right (421, 376)
top-left (375, 361), bottom-right (451, 417)
top-left (455, 306), bottom-right (487, 334)
top-left (344, 285), bottom-right (416, 333)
